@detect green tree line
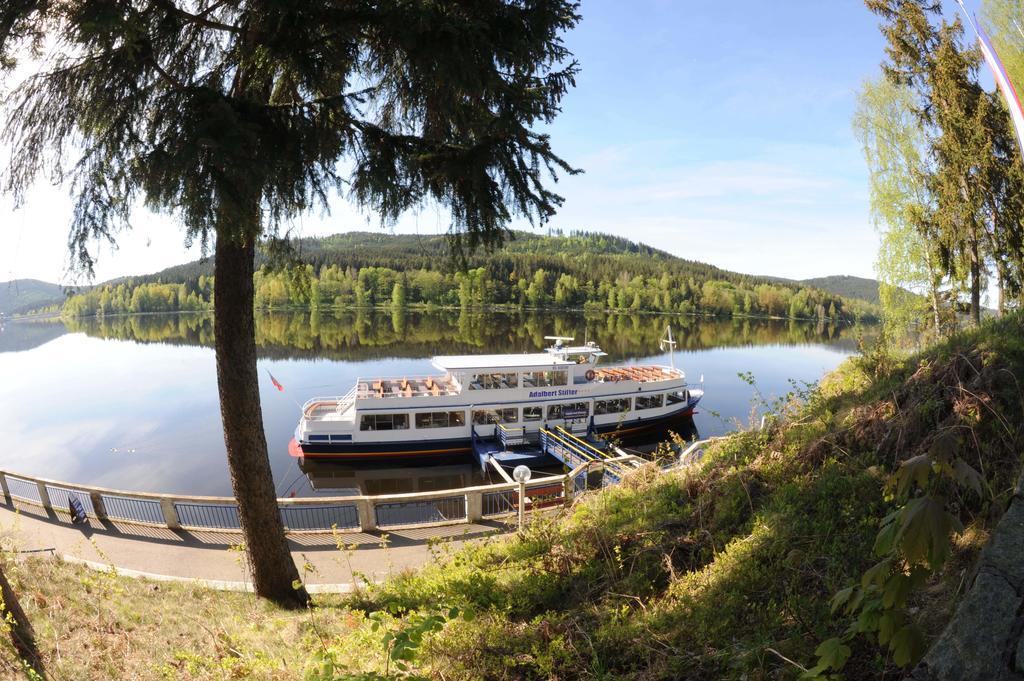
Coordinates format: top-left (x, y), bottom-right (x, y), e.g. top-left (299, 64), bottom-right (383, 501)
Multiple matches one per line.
top-left (856, 0), bottom-right (1024, 338)
top-left (60, 308), bottom-right (863, 360)
top-left (61, 232), bottom-right (879, 322)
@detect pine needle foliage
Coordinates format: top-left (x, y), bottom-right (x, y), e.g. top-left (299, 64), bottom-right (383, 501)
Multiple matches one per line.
top-left (0, 0), bottom-right (581, 268)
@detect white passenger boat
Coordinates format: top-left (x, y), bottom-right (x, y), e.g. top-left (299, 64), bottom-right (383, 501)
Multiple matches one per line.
top-left (290, 329), bottom-right (703, 460)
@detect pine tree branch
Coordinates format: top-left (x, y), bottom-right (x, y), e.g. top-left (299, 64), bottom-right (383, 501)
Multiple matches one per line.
top-left (151, 0), bottom-right (240, 34)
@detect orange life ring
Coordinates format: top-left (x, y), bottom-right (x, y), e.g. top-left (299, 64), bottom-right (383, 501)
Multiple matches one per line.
top-left (585, 369), bottom-right (596, 381)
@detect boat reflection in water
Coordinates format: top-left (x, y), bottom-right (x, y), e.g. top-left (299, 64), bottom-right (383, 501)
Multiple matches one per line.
top-left (295, 415), bottom-right (699, 496)
top-left (298, 457), bottom-right (487, 496)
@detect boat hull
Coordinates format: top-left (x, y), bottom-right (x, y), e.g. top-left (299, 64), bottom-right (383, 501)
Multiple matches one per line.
top-left (290, 405), bottom-right (698, 460)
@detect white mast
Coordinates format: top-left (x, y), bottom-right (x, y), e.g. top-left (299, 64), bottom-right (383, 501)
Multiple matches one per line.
top-left (660, 325), bottom-right (677, 370)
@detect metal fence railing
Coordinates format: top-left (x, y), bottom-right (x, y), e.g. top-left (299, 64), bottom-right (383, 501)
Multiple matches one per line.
top-left (175, 502), bottom-right (241, 530)
top-left (0, 444), bottom-right (696, 536)
top-left (44, 485), bottom-right (96, 515)
top-left (482, 489), bottom-right (518, 518)
top-left (101, 495), bottom-right (165, 525)
top-left (374, 495), bottom-right (467, 528)
top-left (6, 477), bottom-right (42, 504)
top-left (280, 504), bottom-right (359, 532)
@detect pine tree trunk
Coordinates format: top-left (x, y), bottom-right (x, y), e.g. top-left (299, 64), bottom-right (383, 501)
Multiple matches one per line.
top-left (0, 564), bottom-right (45, 678)
top-left (214, 234), bottom-right (309, 608)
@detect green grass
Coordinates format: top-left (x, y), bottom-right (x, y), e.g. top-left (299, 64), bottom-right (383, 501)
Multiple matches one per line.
top-left (2, 313), bottom-right (1024, 679)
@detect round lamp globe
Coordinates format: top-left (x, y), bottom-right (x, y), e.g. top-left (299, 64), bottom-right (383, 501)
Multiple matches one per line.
top-left (512, 465), bottom-right (532, 483)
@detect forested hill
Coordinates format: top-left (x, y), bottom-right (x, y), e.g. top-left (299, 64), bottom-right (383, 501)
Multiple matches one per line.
top-left (798, 275), bottom-right (880, 306)
top-left (0, 279), bottom-right (65, 315)
top-left (142, 231), bottom-right (744, 284)
top-left (60, 230), bottom-right (881, 321)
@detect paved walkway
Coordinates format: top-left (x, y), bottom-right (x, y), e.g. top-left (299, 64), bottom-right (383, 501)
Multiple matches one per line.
top-left (0, 500), bottom-right (511, 592)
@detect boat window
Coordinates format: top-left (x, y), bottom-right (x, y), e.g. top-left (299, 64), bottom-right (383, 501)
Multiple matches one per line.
top-left (472, 408), bottom-right (518, 425)
top-left (634, 394), bottom-right (665, 410)
top-left (548, 402), bottom-right (589, 420)
top-left (523, 406), bottom-right (543, 421)
top-left (594, 398), bottom-right (630, 415)
top-left (414, 411), bottom-right (467, 429)
top-left (522, 370), bottom-right (568, 388)
top-left (468, 372), bottom-right (519, 390)
top-left (666, 390), bottom-right (688, 405)
top-left (359, 413), bottom-right (410, 431)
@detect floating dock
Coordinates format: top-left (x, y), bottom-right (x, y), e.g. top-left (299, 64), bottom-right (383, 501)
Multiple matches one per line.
top-left (472, 420), bottom-right (642, 487)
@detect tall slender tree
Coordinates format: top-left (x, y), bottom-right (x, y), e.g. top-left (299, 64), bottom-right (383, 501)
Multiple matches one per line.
top-left (853, 75), bottom-right (943, 334)
top-left (0, 1), bottom-right (580, 606)
top-left (928, 20), bottom-right (989, 326)
top-left (866, 0), bottom-right (1024, 326)
top-left (978, 90), bottom-right (1024, 313)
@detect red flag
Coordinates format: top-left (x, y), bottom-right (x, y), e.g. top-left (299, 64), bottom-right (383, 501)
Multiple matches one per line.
top-left (267, 371), bottom-right (284, 392)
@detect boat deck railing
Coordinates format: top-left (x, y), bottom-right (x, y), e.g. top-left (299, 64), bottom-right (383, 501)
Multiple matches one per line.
top-left (354, 375), bottom-right (459, 400)
top-left (302, 387), bottom-right (358, 420)
top-left (594, 365), bottom-right (683, 383)
top-left (497, 423), bottom-right (528, 447)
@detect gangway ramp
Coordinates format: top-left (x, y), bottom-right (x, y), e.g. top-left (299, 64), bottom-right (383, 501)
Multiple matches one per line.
top-left (540, 427), bottom-right (638, 485)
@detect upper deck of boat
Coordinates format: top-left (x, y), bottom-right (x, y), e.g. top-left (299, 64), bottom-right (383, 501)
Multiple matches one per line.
top-left (301, 365), bottom-right (686, 419)
top-left (594, 366), bottom-right (682, 382)
top-left (358, 376), bottom-right (458, 399)
top-left (352, 365), bottom-right (683, 399)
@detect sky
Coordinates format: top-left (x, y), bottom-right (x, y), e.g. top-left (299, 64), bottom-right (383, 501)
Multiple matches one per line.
top-left (0, 0), bottom-right (991, 285)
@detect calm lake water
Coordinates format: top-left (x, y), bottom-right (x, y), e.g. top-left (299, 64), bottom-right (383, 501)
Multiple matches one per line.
top-left (0, 310), bottom-right (864, 497)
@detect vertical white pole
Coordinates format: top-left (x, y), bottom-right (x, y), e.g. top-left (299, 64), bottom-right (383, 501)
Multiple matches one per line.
top-left (518, 481), bottom-right (526, 531)
top-left (668, 325), bottom-right (675, 370)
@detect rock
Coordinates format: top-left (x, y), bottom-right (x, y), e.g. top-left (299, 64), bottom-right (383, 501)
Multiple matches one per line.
top-left (907, 495), bottom-right (1024, 680)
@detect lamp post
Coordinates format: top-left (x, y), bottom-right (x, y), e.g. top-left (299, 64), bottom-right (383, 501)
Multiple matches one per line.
top-left (513, 465), bottom-right (532, 532)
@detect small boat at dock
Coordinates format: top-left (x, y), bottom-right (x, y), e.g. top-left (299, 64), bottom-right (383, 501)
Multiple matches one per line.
top-left (290, 328), bottom-right (703, 460)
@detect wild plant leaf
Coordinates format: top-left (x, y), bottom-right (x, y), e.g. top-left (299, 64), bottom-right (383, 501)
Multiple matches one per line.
top-left (814, 637), bottom-right (852, 672)
top-left (856, 604), bottom-right (881, 633)
top-left (951, 458), bottom-right (984, 497)
top-left (890, 624), bottom-right (926, 667)
top-left (893, 454), bottom-right (933, 498)
top-left (846, 585), bottom-right (867, 614)
top-left (882, 572), bottom-right (912, 609)
top-left (874, 516), bottom-right (898, 556)
top-left (877, 610), bottom-right (900, 646)
top-left (894, 496), bottom-right (961, 569)
top-left (862, 558), bottom-right (893, 590)
top-left (830, 586), bottom-right (855, 614)
top-left (799, 661), bottom-right (831, 680)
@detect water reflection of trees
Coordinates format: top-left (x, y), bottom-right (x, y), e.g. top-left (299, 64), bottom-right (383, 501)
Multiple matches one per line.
top-left (60, 310), bottom-right (871, 360)
top-left (0, 320), bottom-right (67, 353)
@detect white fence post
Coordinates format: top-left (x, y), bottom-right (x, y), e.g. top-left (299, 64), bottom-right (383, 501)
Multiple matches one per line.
top-left (36, 482), bottom-right (51, 511)
top-left (466, 491), bottom-right (483, 522)
top-left (356, 498), bottom-right (378, 532)
top-left (160, 498), bottom-right (180, 530)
